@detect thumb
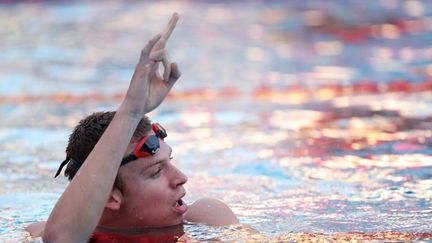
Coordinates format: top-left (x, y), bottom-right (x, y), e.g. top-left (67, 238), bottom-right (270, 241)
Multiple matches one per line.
top-left (168, 62), bottom-right (181, 86)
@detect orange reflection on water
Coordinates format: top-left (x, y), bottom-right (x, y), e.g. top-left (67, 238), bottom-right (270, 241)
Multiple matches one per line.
top-left (253, 86), bottom-right (309, 104)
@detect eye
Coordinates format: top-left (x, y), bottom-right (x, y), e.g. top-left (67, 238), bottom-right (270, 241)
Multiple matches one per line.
top-left (151, 166), bottom-right (162, 178)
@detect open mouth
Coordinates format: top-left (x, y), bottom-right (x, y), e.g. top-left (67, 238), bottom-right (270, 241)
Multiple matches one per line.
top-left (173, 198), bottom-right (188, 214)
top-left (174, 199), bottom-right (183, 207)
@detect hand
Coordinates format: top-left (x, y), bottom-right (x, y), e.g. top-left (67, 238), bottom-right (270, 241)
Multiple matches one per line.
top-left (152, 12), bottom-right (179, 82)
top-left (122, 13), bottom-right (181, 115)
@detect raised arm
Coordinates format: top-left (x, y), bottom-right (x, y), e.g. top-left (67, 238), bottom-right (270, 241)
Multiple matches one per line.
top-left (42, 13), bottom-right (180, 243)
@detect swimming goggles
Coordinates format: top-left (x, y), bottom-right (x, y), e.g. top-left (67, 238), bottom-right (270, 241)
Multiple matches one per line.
top-left (120, 123), bottom-right (167, 165)
top-left (54, 123), bottom-right (167, 178)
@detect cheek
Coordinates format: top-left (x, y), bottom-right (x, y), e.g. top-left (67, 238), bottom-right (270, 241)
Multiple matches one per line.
top-left (125, 178), bottom-right (170, 211)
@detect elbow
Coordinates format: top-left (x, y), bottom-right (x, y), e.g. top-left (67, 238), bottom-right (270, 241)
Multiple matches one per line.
top-left (41, 233), bottom-right (55, 243)
top-left (42, 225), bottom-right (90, 243)
top-left (42, 233), bottom-right (73, 243)
top-left (42, 228), bottom-right (72, 243)
top-left (42, 229), bottom-right (62, 243)
top-left (24, 221), bottom-right (68, 243)
top-left (41, 218), bottom-right (63, 242)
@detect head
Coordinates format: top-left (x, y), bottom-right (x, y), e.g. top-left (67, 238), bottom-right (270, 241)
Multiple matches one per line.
top-left (60, 111), bottom-right (188, 228)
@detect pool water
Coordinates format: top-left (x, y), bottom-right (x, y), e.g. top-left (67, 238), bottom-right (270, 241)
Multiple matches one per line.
top-left (1, 0), bottom-right (432, 242)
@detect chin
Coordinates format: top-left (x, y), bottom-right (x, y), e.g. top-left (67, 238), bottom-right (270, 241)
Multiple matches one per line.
top-left (143, 218), bottom-right (184, 228)
top-left (161, 219), bottom-right (183, 227)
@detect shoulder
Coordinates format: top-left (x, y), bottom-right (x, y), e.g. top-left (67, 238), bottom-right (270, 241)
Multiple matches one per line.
top-left (26, 221), bottom-right (46, 238)
top-left (184, 197), bottom-right (239, 226)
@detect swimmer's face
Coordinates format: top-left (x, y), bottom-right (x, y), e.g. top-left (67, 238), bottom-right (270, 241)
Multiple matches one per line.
top-left (117, 134), bottom-right (188, 227)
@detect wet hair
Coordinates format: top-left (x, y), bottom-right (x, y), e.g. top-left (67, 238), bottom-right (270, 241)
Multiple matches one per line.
top-left (63, 111), bottom-right (152, 192)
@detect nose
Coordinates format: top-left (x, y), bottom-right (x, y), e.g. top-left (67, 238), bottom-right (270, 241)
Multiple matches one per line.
top-left (170, 163), bottom-right (188, 188)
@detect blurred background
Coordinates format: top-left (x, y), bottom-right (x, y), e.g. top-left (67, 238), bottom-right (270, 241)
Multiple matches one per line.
top-left (0, 0), bottom-right (432, 241)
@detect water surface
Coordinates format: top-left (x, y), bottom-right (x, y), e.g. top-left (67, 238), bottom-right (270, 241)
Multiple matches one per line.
top-left (0, 0), bottom-right (431, 241)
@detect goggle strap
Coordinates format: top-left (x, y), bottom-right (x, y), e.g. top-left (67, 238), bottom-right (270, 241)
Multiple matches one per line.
top-left (120, 154), bottom-right (138, 166)
top-left (54, 156), bottom-right (70, 178)
top-left (152, 123), bottom-right (167, 139)
top-left (55, 123), bottom-right (167, 178)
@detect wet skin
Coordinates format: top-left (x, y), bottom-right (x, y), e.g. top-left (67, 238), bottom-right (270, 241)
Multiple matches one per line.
top-left (107, 135), bottom-right (189, 228)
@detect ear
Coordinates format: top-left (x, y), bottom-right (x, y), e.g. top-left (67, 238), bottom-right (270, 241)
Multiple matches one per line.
top-left (105, 188), bottom-right (123, 211)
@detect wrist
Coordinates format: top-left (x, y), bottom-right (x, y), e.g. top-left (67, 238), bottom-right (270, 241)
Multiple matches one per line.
top-left (117, 102), bottom-right (148, 120)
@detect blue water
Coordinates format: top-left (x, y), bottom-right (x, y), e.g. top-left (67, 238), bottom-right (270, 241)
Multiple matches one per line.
top-left (1, 0), bottom-right (432, 241)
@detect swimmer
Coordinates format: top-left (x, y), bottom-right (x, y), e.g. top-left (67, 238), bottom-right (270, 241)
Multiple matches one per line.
top-left (26, 13), bottom-right (238, 242)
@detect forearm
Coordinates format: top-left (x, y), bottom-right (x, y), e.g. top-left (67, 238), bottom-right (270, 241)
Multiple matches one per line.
top-left (43, 107), bottom-right (142, 243)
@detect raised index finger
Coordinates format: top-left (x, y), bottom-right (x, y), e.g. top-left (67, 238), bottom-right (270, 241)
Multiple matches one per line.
top-left (140, 34), bottom-right (162, 63)
top-left (161, 12), bottom-right (179, 43)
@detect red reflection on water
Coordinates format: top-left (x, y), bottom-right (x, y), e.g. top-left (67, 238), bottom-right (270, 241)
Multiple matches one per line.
top-left (307, 13), bottom-right (429, 43)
